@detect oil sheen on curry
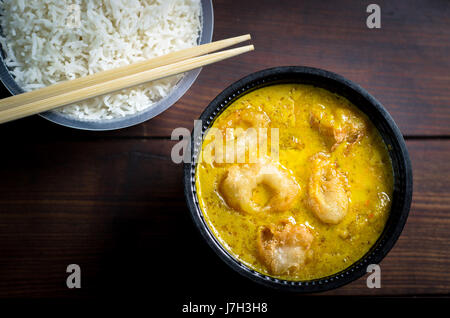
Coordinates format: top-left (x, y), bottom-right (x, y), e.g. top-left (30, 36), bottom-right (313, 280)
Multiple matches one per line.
top-left (195, 84), bottom-right (393, 281)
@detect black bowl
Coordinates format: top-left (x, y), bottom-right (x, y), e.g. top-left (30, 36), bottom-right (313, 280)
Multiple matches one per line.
top-left (183, 66), bottom-right (412, 292)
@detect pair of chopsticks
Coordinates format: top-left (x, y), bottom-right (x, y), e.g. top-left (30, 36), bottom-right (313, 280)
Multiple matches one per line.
top-left (0, 34), bottom-right (253, 124)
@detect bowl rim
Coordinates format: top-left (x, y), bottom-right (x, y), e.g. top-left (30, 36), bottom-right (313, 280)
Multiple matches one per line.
top-left (183, 66), bottom-right (413, 292)
top-left (0, 0), bottom-right (214, 131)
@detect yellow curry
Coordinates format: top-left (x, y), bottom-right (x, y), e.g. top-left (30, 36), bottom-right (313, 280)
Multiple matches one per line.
top-left (195, 84), bottom-right (393, 281)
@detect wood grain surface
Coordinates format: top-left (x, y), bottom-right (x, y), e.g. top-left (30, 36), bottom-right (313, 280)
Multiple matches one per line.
top-left (0, 139), bottom-right (448, 297)
top-left (0, 0), bottom-right (449, 138)
top-left (0, 0), bottom-right (448, 300)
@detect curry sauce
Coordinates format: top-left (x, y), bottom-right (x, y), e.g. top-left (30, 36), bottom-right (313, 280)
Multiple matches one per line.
top-left (195, 84), bottom-right (393, 281)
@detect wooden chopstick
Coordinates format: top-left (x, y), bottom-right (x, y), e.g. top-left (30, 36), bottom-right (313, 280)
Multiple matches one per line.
top-left (0, 43), bottom-right (254, 124)
top-left (0, 34), bottom-right (251, 112)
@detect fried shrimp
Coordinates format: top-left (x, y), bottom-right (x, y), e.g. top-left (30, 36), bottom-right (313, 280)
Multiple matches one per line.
top-left (202, 108), bottom-right (271, 165)
top-left (209, 127), bottom-right (261, 164)
top-left (220, 159), bottom-right (300, 214)
top-left (257, 221), bottom-right (314, 275)
top-left (217, 108), bottom-right (271, 139)
top-left (310, 104), bottom-right (366, 151)
top-left (308, 153), bottom-right (349, 224)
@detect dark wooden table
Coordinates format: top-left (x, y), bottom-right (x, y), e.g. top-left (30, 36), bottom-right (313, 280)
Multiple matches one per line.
top-left (0, 0), bottom-right (449, 302)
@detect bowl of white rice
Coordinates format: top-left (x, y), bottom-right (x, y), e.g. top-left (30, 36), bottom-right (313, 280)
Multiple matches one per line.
top-left (0, 0), bottom-right (213, 130)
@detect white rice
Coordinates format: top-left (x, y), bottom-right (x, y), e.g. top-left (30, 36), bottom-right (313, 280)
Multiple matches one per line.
top-left (0, 0), bottom-right (201, 121)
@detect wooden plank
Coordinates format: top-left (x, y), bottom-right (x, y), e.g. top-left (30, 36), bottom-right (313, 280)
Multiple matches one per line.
top-left (0, 138), bottom-right (448, 297)
top-left (0, 0), bottom-right (448, 137)
top-left (161, 0), bottom-right (450, 138)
